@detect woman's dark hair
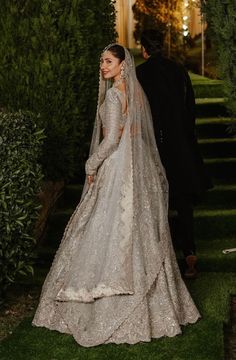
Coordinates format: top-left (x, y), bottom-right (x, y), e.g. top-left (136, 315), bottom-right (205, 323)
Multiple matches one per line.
top-left (141, 29), bottom-right (164, 56)
top-left (107, 44), bottom-right (125, 63)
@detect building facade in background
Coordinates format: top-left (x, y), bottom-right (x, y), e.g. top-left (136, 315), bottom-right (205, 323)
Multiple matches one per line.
top-left (114, 0), bottom-right (136, 48)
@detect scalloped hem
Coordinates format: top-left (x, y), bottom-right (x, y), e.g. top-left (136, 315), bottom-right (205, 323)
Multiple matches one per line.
top-left (56, 283), bottom-right (134, 303)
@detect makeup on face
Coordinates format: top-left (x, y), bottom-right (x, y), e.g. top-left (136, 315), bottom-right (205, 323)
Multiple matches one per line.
top-left (100, 51), bottom-right (122, 81)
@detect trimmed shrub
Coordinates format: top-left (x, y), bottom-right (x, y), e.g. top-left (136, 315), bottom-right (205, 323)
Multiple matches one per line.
top-left (0, 111), bottom-right (44, 298)
top-left (202, 0), bottom-right (236, 122)
top-left (0, 0), bottom-right (116, 181)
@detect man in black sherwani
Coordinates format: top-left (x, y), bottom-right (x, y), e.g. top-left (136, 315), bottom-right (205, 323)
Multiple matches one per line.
top-left (136, 29), bottom-right (212, 278)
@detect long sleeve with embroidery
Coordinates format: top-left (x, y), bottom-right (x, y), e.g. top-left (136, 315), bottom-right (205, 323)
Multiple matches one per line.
top-left (85, 89), bottom-right (122, 176)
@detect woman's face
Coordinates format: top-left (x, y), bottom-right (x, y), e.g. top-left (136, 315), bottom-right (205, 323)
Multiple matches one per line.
top-left (100, 50), bottom-right (123, 81)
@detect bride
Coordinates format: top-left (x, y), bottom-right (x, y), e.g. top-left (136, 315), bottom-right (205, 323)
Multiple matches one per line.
top-left (32, 44), bottom-right (200, 347)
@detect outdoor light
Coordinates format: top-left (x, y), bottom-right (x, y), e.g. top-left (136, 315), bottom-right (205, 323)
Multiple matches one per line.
top-left (182, 0), bottom-right (189, 37)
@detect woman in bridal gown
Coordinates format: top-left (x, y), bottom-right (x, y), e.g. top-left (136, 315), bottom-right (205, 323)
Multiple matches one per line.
top-left (32, 44), bottom-right (200, 347)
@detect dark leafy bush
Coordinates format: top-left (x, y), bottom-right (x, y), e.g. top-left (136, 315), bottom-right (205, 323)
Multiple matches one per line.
top-left (202, 0), bottom-right (236, 124)
top-left (0, 111), bottom-right (44, 297)
top-left (0, 0), bottom-right (116, 182)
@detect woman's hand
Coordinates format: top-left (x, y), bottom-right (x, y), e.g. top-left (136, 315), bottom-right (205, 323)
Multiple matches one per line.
top-left (87, 175), bottom-right (94, 185)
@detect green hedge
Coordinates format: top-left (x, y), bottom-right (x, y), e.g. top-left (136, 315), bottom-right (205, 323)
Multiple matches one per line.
top-left (202, 0), bottom-right (236, 121)
top-left (0, 111), bottom-right (44, 298)
top-left (0, 0), bottom-right (116, 181)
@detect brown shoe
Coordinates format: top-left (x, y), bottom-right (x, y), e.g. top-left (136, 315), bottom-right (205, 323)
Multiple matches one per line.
top-left (184, 255), bottom-right (198, 279)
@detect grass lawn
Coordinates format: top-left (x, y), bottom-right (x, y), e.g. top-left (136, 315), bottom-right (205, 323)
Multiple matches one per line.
top-left (0, 273), bottom-right (235, 360)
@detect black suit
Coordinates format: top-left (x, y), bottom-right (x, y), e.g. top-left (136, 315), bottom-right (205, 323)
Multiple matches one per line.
top-left (136, 53), bottom-right (212, 256)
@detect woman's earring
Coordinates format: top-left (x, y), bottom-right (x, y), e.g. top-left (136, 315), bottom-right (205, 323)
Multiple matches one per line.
top-left (120, 62), bottom-right (126, 79)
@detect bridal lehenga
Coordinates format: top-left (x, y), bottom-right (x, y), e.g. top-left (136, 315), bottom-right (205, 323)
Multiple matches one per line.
top-left (33, 46), bottom-right (200, 347)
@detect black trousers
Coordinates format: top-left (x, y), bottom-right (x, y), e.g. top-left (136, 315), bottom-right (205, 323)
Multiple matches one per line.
top-left (169, 193), bottom-right (196, 258)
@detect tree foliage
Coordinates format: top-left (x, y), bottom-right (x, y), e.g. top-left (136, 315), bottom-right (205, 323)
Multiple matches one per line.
top-left (132, 0), bottom-right (183, 55)
top-left (202, 0), bottom-right (236, 121)
top-left (0, 0), bottom-right (116, 181)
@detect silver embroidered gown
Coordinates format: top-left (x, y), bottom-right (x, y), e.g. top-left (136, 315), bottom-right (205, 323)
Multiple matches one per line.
top-left (33, 51), bottom-right (200, 347)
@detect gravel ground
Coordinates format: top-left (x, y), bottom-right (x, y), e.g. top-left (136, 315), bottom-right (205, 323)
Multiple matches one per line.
top-left (0, 286), bottom-right (39, 341)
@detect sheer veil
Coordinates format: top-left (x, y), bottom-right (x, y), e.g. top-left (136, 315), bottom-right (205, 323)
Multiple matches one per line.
top-left (82, 45), bottom-right (168, 206)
